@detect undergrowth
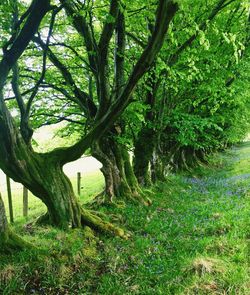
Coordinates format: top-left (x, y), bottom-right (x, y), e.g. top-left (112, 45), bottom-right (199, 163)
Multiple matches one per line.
top-left (0, 143), bottom-right (249, 294)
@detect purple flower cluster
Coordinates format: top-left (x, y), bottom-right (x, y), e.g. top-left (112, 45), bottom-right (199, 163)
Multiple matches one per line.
top-left (183, 172), bottom-right (250, 198)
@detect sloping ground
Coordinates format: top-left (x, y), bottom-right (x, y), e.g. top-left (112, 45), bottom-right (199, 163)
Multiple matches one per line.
top-left (0, 143), bottom-right (249, 294)
top-left (96, 142), bottom-right (250, 294)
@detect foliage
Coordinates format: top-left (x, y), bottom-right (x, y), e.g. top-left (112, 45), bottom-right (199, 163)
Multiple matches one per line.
top-left (1, 0), bottom-right (249, 164)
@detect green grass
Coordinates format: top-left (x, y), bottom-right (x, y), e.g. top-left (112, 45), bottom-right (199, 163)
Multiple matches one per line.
top-left (0, 143), bottom-right (250, 294)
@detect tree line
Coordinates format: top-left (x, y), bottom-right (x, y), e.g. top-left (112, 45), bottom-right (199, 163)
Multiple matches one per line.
top-left (0, 0), bottom-right (249, 251)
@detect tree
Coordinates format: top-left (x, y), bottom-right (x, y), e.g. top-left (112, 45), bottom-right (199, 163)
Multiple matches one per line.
top-left (30, 1), bottom-right (163, 205)
top-left (0, 0), bottom-right (178, 235)
top-left (132, 0), bottom-right (250, 180)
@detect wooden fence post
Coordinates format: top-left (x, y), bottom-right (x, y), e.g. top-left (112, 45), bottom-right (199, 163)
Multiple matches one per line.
top-left (23, 186), bottom-right (28, 218)
top-left (77, 172), bottom-right (81, 195)
top-left (6, 176), bottom-right (14, 223)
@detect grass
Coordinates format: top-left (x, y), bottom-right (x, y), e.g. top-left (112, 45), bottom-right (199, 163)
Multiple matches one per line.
top-left (0, 143), bottom-right (250, 294)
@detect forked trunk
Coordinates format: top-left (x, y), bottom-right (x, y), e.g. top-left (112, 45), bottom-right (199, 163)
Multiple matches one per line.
top-left (0, 147), bottom-right (126, 237)
top-left (30, 158), bottom-right (83, 229)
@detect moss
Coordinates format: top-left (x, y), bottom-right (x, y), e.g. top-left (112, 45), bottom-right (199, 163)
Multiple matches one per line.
top-left (81, 208), bottom-right (130, 239)
top-left (0, 229), bottom-right (34, 254)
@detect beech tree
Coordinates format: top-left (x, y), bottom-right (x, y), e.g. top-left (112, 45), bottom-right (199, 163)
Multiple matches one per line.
top-left (131, 0), bottom-right (250, 181)
top-left (32, 0), bottom-right (160, 205)
top-left (0, 0), bottom-right (178, 242)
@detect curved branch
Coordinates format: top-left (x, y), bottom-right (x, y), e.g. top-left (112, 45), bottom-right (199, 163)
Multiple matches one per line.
top-left (0, 0), bottom-right (52, 89)
top-left (26, 6), bottom-right (61, 117)
top-left (49, 0), bottom-right (178, 165)
top-left (33, 36), bottom-right (97, 117)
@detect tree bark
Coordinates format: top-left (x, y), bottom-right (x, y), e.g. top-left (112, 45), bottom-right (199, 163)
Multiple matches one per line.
top-left (92, 136), bottom-right (150, 205)
top-left (0, 192), bottom-right (31, 252)
top-left (158, 137), bottom-right (207, 172)
top-left (0, 107), bottom-right (127, 237)
top-left (133, 127), bottom-right (156, 186)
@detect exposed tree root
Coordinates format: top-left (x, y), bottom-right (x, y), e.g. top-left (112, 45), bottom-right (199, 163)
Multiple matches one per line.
top-left (81, 208), bottom-right (130, 239)
top-left (131, 191), bottom-right (152, 206)
top-left (36, 212), bottom-right (51, 226)
top-left (35, 208), bottom-right (130, 239)
top-left (0, 229), bottom-right (34, 254)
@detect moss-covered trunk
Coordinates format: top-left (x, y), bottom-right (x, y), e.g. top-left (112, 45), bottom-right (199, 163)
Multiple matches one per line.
top-left (159, 138), bottom-right (207, 172)
top-left (0, 192), bottom-right (31, 252)
top-left (28, 157), bottom-right (83, 229)
top-left (92, 136), bottom-right (150, 205)
top-left (0, 142), bottom-right (126, 237)
top-left (133, 127), bottom-right (156, 186)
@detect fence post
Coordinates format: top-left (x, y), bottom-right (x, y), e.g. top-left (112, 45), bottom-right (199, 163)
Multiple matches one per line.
top-left (23, 186), bottom-right (28, 218)
top-left (77, 172), bottom-right (81, 195)
top-left (6, 176), bottom-right (14, 223)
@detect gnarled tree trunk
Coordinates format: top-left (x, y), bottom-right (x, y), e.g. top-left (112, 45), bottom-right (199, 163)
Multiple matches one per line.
top-left (0, 0), bottom-right (178, 241)
top-left (92, 136), bottom-right (150, 205)
top-left (0, 104), bottom-right (127, 237)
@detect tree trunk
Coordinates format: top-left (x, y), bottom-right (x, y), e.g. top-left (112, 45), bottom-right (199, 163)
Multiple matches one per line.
top-left (92, 136), bottom-right (150, 205)
top-left (0, 0), bottom-right (178, 244)
top-left (28, 157), bottom-right (83, 229)
top-left (150, 150), bottom-right (167, 183)
top-left (160, 143), bottom-right (207, 172)
top-left (0, 192), bottom-right (31, 252)
top-left (133, 127), bottom-right (156, 186)
top-left (0, 134), bottom-right (126, 237)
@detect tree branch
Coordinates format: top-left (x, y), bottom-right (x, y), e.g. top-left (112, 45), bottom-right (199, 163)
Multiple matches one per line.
top-left (50, 0), bottom-right (178, 165)
top-left (126, 31), bottom-right (146, 48)
top-left (114, 8), bottom-right (126, 98)
top-left (33, 36), bottom-right (97, 117)
top-left (59, 0), bottom-right (98, 74)
top-left (95, 0), bottom-right (120, 117)
top-left (0, 0), bottom-right (51, 89)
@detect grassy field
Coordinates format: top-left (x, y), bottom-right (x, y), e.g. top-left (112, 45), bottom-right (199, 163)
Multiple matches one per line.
top-left (0, 143), bottom-right (249, 294)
